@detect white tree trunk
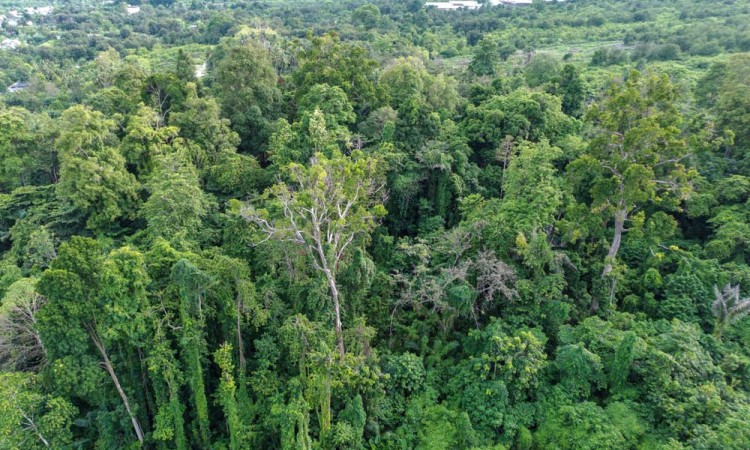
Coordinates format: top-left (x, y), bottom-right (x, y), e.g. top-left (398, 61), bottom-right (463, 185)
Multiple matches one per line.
top-left (91, 332), bottom-right (144, 445)
top-left (602, 207), bottom-right (627, 277)
top-left (325, 270), bottom-right (345, 358)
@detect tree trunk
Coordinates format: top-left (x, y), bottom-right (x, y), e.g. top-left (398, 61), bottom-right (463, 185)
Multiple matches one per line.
top-left (20, 410), bottom-right (50, 448)
top-left (236, 294), bottom-right (246, 370)
top-left (312, 227), bottom-right (346, 358)
top-left (714, 319), bottom-right (726, 340)
top-left (90, 332), bottom-right (145, 445)
top-left (325, 271), bottom-right (346, 358)
top-left (602, 207), bottom-right (627, 277)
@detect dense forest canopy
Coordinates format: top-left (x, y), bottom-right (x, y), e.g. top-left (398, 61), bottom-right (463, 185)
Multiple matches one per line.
top-left (1, 0), bottom-right (750, 448)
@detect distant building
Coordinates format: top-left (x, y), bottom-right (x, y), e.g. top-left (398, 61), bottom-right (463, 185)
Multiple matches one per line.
top-left (126, 5), bottom-right (141, 14)
top-left (425, 1), bottom-right (481, 11)
top-left (489, 0), bottom-right (561, 5)
top-left (424, 1), bottom-right (563, 14)
top-left (7, 81), bottom-right (29, 93)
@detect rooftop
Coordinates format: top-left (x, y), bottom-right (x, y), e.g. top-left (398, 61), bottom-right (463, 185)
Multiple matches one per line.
top-left (425, 1), bottom-right (481, 11)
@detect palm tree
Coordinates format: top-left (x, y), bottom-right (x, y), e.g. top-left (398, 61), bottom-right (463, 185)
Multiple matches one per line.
top-left (711, 284), bottom-right (750, 339)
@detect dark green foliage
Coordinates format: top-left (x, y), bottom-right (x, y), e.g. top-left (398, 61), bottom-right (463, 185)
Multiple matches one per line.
top-left (557, 64), bottom-right (585, 118)
top-left (524, 54), bottom-right (560, 88)
top-left (470, 37), bottom-right (500, 76)
top-left (555, 344), bottom-right (605, 398)
top-left (213, 42), bottom-right (281, 154)
top-left (609, 331), bottom-right (636, 394)
top-left (463, 88), bottom-right (578, 166)
top-left (2, 1), bottom-right (750, 448)
top-left (535, 401), bottom-right (642, 450)
top-left (172, 259), bottom-right (211, 446)
top-left (293, 33), bottom-right (382, 116)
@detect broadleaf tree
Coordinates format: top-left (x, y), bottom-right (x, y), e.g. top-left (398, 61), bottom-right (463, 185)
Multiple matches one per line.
top-left (573, 71), bottom-right (694, 280)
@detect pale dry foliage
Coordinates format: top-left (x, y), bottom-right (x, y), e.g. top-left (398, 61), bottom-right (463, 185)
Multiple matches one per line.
top-left (0, 284), bottom-right (47, 372)
top-left (392, 224), bottom-right (517, 332)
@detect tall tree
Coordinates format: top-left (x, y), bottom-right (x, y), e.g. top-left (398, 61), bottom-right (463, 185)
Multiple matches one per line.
top-left (0, 108), bottom-right (56, 190)
top-left (36, 239), bottom-right (150, 445)
top-left (573, 71), bottom-right (693, 279)
top-left (142, 152), bottom-right (210, 242)
top-left (558, 64), bottom-right (585, 118)
top-left (498, 139), bottom-right (563, 234)
top-left (173, 49), bottom-right (197, 84)
top-left (169, 84), bottom-right (241, 162)
top-left (242, 150), bottom-right (386, 356)
top-left (214, 42), bottom-right (281, 154)
top-left (293, 32), bottom-right (382, 116)
top-left (0, 372), bottom-right (77, 449)
top-left (119, 104), bottom-right (179, 176)
top-left (463, 88), bottom-right (578, 167)
top-left (469, 37), bottom-right (500, 77)
top-left (148, 325), bottom-right (188, 450)
top-left (55, 106), bottom-right (139, 231)
top-left (268, 84), bottom-right (356, 167)
top-left (171, 259), bottom-right (211, 446)
top-left (713, 54), bottom-right (750, 173)
top-left (214, 343), bottom-right (243, 450)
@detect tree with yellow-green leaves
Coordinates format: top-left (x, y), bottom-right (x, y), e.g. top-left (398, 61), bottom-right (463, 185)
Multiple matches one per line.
top-left (572, 71), bottom-right (694, 283)
top-left (55, 106), bottom-right (140, 231)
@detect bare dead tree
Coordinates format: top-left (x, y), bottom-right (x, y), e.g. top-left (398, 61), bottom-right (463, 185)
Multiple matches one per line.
top-left (0, 287), bottom-right (47, 372)
top-left (391, 227), bottom-right (517, 333)
top-left (473, 250), bottom-right (517, 325)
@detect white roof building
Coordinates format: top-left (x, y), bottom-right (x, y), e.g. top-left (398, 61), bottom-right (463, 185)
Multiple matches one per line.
top-left (489, 0), bottom-right (561, 4)
top-left (126, 5), bottom-right (141, 14)
top-left (425, 1), bottom-right (481, 11)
